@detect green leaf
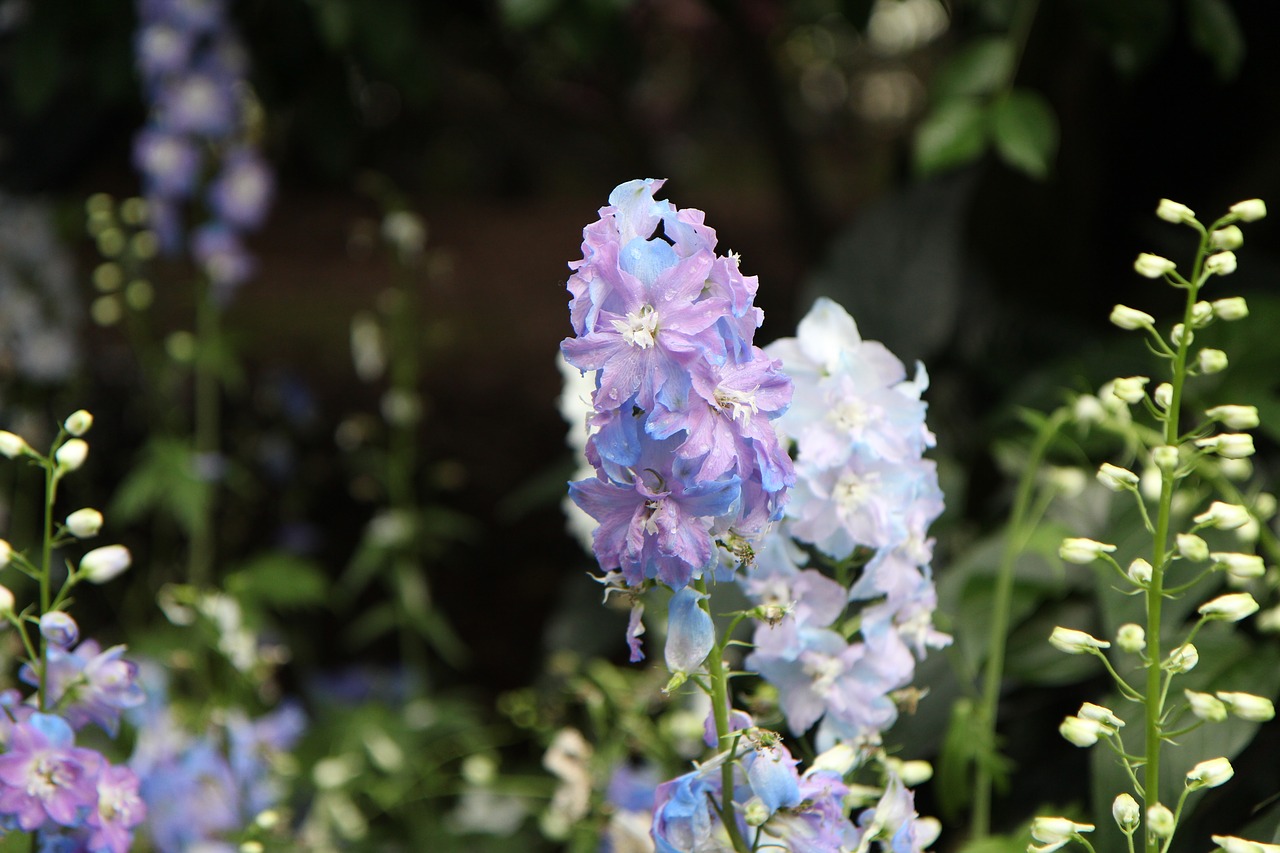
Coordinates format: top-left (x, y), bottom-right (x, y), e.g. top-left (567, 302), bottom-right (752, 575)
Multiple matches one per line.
top-left (933, 37), bottom-right (1015, 100)
top-left (1187, 0), bottom-right (1245, 80)
top-left (109, 437), bottom-right (211, 534)
top-left (913, 98), bottom-right (989, 176)
top-left (224, 552), bottom-right (329, 610)
top-left (990, 89), bottom-right (1058, 179)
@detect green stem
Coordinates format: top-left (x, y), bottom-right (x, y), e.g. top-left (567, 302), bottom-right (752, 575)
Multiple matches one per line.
top-left (972, 406), bottom-right (1069, 838)
top-left (38, 461), bottom-right (57, 712)
top-left (694, 577), bottom-right (751, 853)
top-left (189, 279), bottom-right (220, 587)
top-left (1144, 237), bottom-right (1206, 853)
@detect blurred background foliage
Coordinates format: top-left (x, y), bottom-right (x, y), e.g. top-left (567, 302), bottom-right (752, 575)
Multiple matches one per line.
top-left (2, 0), bottom-right (1280, 848)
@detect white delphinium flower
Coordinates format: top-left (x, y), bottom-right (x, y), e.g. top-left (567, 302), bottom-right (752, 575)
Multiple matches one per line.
top-left (1206, 405), bottom-right (1260, 430)
top-left (1215, 838), bottom-right (1280, 853)
top-left (1110, 376), bottom-right (1149, 404)
top-left (1127, 558), bottom-right (1153, 584)
top-left (1109, 304), bottom-right (1154, 330)
top-left (0, 431), bottom-right (30, 459)
top-left (1171, 323), bottom-right (1192, 348)
top-left (1195, 501), bottom-right (1250, 530)
top-left (1205, 252), bottom-right (1238, 276)
top-left (1189, 300), bottom-right (1215, 327)
top-left (1116, 623), bottom-right (1145, 653)
top-left (1198, 348), bottom-right (1229, 373)
top-left (1212, 296), bottom-right (1249, 320)
top-left (63, 409), bottom-right (93, 437)
top-left (1152, 445), bottom-right (1179, 471)
top-left (1153, 382), bottom-right (1173, 409)
top-left (1164, 643), bottom-right (1199, 673)
top-left (1212, 551), bottom-right (1265, 583)
top-left (0, 585), bottom-right (12, 615)
top-left (1211, 225), bottom-right (1244, 251)
top-left (1195, 433), bottom-right (1255, 458)
top-left (1176, 533), bottom-right (1209, 562)
top-left (0, 539), bottom-right (10, 569)
top-left (1147, 803), bottom-right (1175, 838)
top-left (1077, 703), bottom-right (1123, 734)
top-left (79, 545), bottom-right (132, 584)
top-left (1157, 198), bottom-right (1196, 224)
top-left (64, 508), bottom-right (104, 539)
top-left (54, 438), bottom-right (88, 472)
top-left (1112, 794), bottom-right (1140, 834)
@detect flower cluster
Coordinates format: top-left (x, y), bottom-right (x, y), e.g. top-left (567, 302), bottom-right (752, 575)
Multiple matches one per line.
top-left (563, 178), bottom-right (794, 599)
top-left (0, 413), bottom-right (148, 852)
top-left (128, 671), bottom-right (305, 851)
top-left (132, 0), bottom-right (273, 299)
top-left (746, 298), bottom-right (948, 746)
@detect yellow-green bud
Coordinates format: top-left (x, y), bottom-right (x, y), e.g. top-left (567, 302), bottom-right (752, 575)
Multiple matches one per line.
top-left (1177, 533), bottom-right (1210, 562)
top-left (1171, 323), bottom-right (1192, 347)
top-left (1111, 376), bottom-right (1149, 404)
top-left (1229, 198), bottom-right (1267, 222)
top-left (1190, 300), bottom-right (1215, 327)
top-left (1216, 691), bottom-right (1276, 722)
top-left (1135, 253), bottom-right (1176, 278)
top-left (1198, 348), bottom-right (1229, 374)
top-left (1059, 538), bottom-right (1117, 564)
top-left (1206, 252), bottom-right (1238, 276)
top-left (1213, 296), bottom-right (1249, 320)
top-left (1187, 757), bottom-right (1234, 789)
top-left (1157, 198), bottom-right (1196, 224)
top-left (1147, 803), bottom-right (1175, 838)
top-left (1153, 382), bottom-right (1173, 409)
top-left (1211, 225), bottom-right (1244, 250)
top-left (1116, 623), bottom-right (1146, 653)
top-left (1112, 793), bottom-right (1140, 834)
top-left (1206, 405), bottom-right (1260, 430)
top-left (1186, 689), bottom-right (1228, 722)
top-left (1109, 304), bottom-right (1155, 330)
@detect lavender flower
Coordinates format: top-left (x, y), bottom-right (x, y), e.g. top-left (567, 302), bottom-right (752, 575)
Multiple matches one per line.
top-left (0, 713), bottom-right (99, 831)
top-left (21, 641), bottom-right (145, 737)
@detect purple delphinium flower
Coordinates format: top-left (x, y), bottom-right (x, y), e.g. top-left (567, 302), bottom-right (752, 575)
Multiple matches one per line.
top-left (564, 180), bottom-right (794, 601)
top-left (208, 147), bottom-right (274, 230)
top-left (0, 713), bottom-right (100, 831)
top-left (86, 764), bottom-right (147, 853)
top-left (137, 738), bottom-right (240, 849)
top-left (21, 641), bottom-right (145, 737)
top-left (650, 765), bottom-right (727, 853)
top-left (664, 587), bottom-right (714, 674)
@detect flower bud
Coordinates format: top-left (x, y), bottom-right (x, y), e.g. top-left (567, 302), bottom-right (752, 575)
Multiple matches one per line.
top-left (1127, 558), bottom-right (1153, 584)
top-left (1206, 252), bottom-right (1238, 276)
top-left (1216, 691), bottom-right (1276, 722)
top-left (1198, 348), bottom-right (1229, 374)
top-left (1214, 837), bottom-right (1280, 853)
top-left (1187, 757), bottom-right (1234, 789)
top-left (1177, 533), bottom-right (1210, 562)
top-left (1190, 300), bottom-right (1215, 327)
top-left (1152, 445), bottom-right (1180, 471)
top-left (1196, 434), bottom-right (1255, 459)
top-left (1110, 304), bottom-right (1155, 330)
top-left (1206, 405), bottom-right (1260, 430)
top-left (0, 586), bottom-right (13, 616)
top-left (895, 760), bottom-right (933, 787)
top-left (1049, 627), bottom-right (1111, 655)
top-left (743, 796), bottom-right (770, 827)
top-left (63, 410), bottom-right (93, 437)
top-left (1153, 382), bottom-right (1173, 409)
top-left (0, 539), bottom-right (9, 570)
top-left (1211, 225), bottom-right (1244, 250)
top-left (79, 545), bottom-right (132, 584)
top-left (1195, 501), bottom-right (1250, 530)
top-left (54, 439), bottom-right (88, 472)
top-left (1164, 643), bottom-right (1199, 673)
top-left (1059, 715), bottom-right (1105, 747)
top-left (1097, 462), bottom-right (1139, 491)
top-left (64, 508), bottom-right (103, 539)
top-left (1111, 376), bottom-right (1149, 405)
top-left (1230, 199), bottom-right (1267, 222)
top-left (1059, 538), bottom-right (1117, 564)
top-left (1157, 198), bottom-right (1196, 224)
top-left (39, 612), bottom-right (79, 648)
top-left (1073, 394), bottom-right (1106, 425)
top-left (1220, 458), bottom-right (1253, 482)
top-left (1135, 253), bottom-right (1176, 278)
top-left (1147, 803), bottom-right (1175, 838)
top-left (1112, 793), bottom-right (1140, 834)
top-left (0, 431), bottom-right (29, 459)
top-left (1171, 323), bottom-right (1192, 348)
top-left (1031, 816), bottom-right (1095, 845)
top-left (811, 743), bottom-right (858, 775)
top-left (1078, 703), bottom-right (1124, 733)
top-left (1213, 297), bottom-right (1249, 321)
top-left (1045, 467), bottom-right (1088, 497)
top-left (1116, 623), bottom-right (1146, 653)
top-left (1212, 552), bottom-right (1265, 581)
top-left (1186, 689), bottom-right (1228, 722)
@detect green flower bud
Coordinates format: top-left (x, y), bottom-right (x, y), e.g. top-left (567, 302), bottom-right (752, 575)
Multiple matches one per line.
top-left (1177, 533), bottom-right (1210, 562)
top-left (1111, 376), bottom-right (1149, 404)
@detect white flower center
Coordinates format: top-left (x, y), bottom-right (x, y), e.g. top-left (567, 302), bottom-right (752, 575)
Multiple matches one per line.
top-left (829, 399), bottom-right (870, 433)
top-left (643, 500), bottom-right (661, 535)
top-left (714, 385), bottom-right (760, 425)
top-left (802, 651), bottom-right (843, 691)
top-left (833, 471), bottom-right (880, 515)
top-left (612, 305), bottom-right (659, 349)
top-left (27, 755), bottom-right (71, 800)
